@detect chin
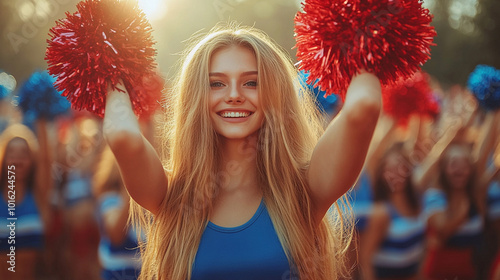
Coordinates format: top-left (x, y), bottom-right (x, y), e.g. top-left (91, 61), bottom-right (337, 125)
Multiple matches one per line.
top-left (215, 126), bottom-right (260, 140)
top-left (451, 181), bottom-right (468, 190)
top-left (218, 132), bottom-right (256, 140)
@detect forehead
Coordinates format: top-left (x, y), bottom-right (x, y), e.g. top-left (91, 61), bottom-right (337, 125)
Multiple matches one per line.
top-left (445, 146), bottom-right (470, 161)
top-left (209, 45), bottom-right (257, 73)
top-left (385, 152), bottom-right (402, 164)
top-left (6, 138), bottom-right (30, 152)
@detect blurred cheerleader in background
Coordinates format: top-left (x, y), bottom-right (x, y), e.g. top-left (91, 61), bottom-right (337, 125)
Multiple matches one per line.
top-left (361, 142), bottom-right (425, 280)
top-left (93, 146), bottom-right (142, 280)
top-left (59, 116), bottom-right (103, 280)
top-left (0, 122), bottom-right (52, 280)
top-left (415, 96), bottom-right (499, 279)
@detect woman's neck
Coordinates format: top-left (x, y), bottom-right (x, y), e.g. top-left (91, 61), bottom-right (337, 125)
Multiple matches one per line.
top-left (390, 191), bottom-right (416, 217)
top-left (449, 188), bottom-right (467, 199)
top-left (218, 136), bottom-right (260, 196)
top-left (448, 188), bottom-right (469, 208)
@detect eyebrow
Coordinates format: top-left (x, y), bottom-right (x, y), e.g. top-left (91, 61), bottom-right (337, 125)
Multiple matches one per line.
top-left (209, 71), bottom-right (258, 77)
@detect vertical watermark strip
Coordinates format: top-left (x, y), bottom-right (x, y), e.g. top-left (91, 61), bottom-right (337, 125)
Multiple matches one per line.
top-left (6, 165), bottom-right (16, 273)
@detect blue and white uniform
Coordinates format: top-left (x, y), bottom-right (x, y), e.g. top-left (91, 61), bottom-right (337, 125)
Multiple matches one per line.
top-left (372, 204), bottom-right (426, 279)
top-left (64, 170), bottom-right (93, 207)
top-left (97, 192), bottom-right (141, 280)
top-left (0, 191), bottom-right (44, 251)
top-left (422, 188), bottom-right (483, 279)
top-left (488, 181), bottom-right (500, 221)
top-left (423, 188), bottom-right (483, 248)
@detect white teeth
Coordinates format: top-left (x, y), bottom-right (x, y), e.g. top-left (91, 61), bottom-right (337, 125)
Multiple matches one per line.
top-left (220, 112), bottom-right (250, 118)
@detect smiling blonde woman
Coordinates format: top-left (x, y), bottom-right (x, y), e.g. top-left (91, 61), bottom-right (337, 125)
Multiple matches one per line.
top-left (103, 24), bottom-right (382, 280)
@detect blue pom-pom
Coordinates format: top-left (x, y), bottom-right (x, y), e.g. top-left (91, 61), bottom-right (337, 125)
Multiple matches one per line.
top-left (18, 71), bottom-right (70, 120)
top-left (0, 84), bottom-right (9, 100)
top-left (298, 70), bottom-right (338, 115)
top-left (467, 65), bottom-right (500, 111)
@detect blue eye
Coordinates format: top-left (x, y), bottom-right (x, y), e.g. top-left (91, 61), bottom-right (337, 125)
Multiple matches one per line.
top-left (245, 81), bottom-right (257, 87)
top-left (210, 81), bottom-right (225, 88)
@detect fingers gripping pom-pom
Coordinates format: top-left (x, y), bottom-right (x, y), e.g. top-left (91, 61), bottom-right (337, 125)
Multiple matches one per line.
top-left (295, 0), bottom-right (436, 99)
top-left (382, 71), bottom-right (439, 125)
top-left (467, 65), bottom-right (500, 111)
top-left (18, 71), bottom-right (71, 120)
top-left (45, 0), bottom-right (158, 117)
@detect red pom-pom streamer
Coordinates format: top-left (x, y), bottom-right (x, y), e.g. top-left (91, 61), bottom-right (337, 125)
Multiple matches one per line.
top-left (382, 71), bottom-right (440, 125)
top-left (137, 71), bottom-right (165, 120)
top-left (45, 0), bottom-right (159, 117)
top-left (295, 0), bottom-right (436, 99)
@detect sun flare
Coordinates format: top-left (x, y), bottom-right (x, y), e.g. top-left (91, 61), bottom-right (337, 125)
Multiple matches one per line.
top-left (136, 0), bottom-right (168, 21)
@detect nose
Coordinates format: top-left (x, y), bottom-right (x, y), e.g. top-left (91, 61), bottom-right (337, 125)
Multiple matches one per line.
top-left (224, 84), bottom-right (245, 104)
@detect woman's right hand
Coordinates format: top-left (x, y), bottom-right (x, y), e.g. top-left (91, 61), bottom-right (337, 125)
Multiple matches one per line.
top-left (103, 81), bottom-right (167, 214)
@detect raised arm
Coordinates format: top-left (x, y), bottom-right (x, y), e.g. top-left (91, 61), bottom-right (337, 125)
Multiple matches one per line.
top-left (35, 119), bottom-right (53, 201)
top-left (475, 112), bottom-right (500, 184)
top-left (360, 203), bottom-right (390, 280)
top-left (364, 115), bottom-right (396, 181)
top-left (307, 72), bottom-right (381, 220)
top-left (103, 83), bottom-right (167, 214)
top-left (473, 112), bottom-right (500, 214)
top-left (35, 119), bottom-right (54, 227)
top-left (102, 189), bottom-right (132, 246)
top-left (427, 200), bottom-right (470, 244)
top-left (411, 127), bottom-right (458, 192)
top-left (411, 107), bottom-right (474, 192)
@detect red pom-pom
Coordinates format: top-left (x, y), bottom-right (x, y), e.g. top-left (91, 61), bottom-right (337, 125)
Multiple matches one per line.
top-left (382, 71), bottom-right (440, 125)
top-left (137, 71), bottom-right (165, 120)
top-left (295, 0), bottom-right (436, 99)
top-left (45, 0), bottom-right (158, 117)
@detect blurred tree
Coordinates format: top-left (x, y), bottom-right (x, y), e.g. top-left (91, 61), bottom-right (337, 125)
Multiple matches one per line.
top-left (423, 0), bottom-right (500, 88)
top-left (474, 0), bottom-right (500, 66)
top-left (0, 0), bottom-right (79, 88)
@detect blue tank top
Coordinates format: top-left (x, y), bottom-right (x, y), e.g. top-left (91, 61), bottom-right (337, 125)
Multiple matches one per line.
top-left (0, 191), bottom-right (44, 251)
top-left (191, 200), bottom-right (292, 280)
top-left (373, 204), bottom-right (426, 279)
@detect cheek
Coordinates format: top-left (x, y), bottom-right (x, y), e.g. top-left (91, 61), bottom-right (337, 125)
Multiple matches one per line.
top-left (209, 92), bottom-right (225, 109)
top-left (5, 156), bottom-right (32, 174)
top-left (18, 156), bottom-right (33, 167)
top-left (22, 157), bottom-right (33, 168)
top-left (461, 166), bottom-right (472, 177)
top-left (208, 95), bottom-right (215, 108)
top-left (447, 161), bottom-right (470, 175)
top-left (445, 166), bottom-right (454, 178)
top-left (4, 155), bottom-right (17, 166)
top-left (248, 92), bottom-right (260, 107)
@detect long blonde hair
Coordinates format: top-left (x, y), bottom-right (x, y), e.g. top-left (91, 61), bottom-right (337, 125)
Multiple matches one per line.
top-left (132, 24), bottom-right (352, 280)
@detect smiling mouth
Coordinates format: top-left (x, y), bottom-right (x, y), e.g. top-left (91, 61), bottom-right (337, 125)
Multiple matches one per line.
top-left (218, 111), bottom-right (253, 118)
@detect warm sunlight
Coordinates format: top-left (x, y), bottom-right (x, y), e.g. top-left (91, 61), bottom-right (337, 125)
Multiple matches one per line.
top-left (137, 0), bottom-right (168, 21)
